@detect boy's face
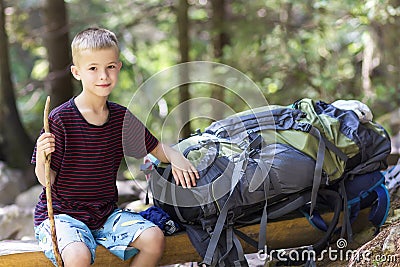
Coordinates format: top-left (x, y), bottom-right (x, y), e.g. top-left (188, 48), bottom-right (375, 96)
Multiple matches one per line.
top-left (70, 48), bottom-right (122, 98)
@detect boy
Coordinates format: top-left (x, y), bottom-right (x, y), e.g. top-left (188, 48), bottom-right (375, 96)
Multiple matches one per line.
top-left (33, 27), bottom-right (199, 267)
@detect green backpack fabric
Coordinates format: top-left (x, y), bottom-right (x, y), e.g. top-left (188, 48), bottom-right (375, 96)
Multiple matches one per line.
top-left (199, 98), bottom-right (388, 182)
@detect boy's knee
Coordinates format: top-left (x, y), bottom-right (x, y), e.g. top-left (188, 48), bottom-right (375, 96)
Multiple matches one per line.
top-left (144, 227), bottom-right (165, 252)
top-left (62, 242), bottom-right (92, 267)
top-left (133, 227), bottom-right (165, 254)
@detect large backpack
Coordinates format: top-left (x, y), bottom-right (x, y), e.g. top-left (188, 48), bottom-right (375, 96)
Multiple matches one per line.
top-left (145, 98), bottom-right (391, 266)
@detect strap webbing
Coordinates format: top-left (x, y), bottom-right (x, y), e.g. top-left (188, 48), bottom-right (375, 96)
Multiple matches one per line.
top-left (320, 134), bottom-right (348, 162)
top-left (202, 155), bottom-right (248, 266)
top-left (312, 190), bottom-right (342, 254)
top-left (232, 235), bottom-right (247, 267)
top-left (257, 176), bottom-right (270, 251)
top-left (202, 197), bottom-right (231, 265)
top-left (217, 225), bottom-right (247, 267)
top-left (308, 126), bottom-right (326, 215)
top-left (304, 246), bottom-right (317, 267)
top-left (171, 179), bottom-right (188, 224)
top-left (233, 229), bottom-right (258, 249)
top-left (339, 180), bottom-right (353, 242)
top-left (219, 224), bottom-right (234, 264)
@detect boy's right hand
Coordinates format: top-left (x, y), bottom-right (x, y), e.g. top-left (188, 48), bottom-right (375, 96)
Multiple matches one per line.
top-left (35, 132), bottom-right (56, 186)
top-left (36, 133), bottom-right (55, 162)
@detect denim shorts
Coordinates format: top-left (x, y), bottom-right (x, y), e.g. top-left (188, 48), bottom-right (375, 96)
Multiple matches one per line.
top-left (34, 209), bottom-right (156, 266)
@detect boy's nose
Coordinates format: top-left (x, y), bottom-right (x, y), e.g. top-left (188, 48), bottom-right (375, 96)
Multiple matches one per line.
top-left (99, 70), bottom-right (108, 80)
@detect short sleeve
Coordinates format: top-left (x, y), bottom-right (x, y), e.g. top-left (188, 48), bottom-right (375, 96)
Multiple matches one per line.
top-left (122, 110), bottom-right (159, 158)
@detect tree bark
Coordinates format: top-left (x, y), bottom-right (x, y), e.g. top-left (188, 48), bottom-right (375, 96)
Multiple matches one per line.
top-left (177, 0), bottom-right (191, 138)
top-left (41, 0), bottom-right (73, 109)
top-left (0, 0), bottom-right (34, 170)
top-left (210, 0), bottom-right (228, 120)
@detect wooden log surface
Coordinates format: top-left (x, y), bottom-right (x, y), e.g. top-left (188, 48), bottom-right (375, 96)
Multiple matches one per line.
top-left (0, 209), bottom-right (372, 266)
top-left (387, 153), bottom-right (399, 165)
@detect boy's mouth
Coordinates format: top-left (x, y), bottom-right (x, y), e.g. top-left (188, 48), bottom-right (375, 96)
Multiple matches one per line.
top-left (97, 83), bottom-right (111, 87)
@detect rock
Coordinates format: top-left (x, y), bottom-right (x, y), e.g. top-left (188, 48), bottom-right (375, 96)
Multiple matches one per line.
top-left (382, 224), bottom-right (400, 253)
top-left (15, 185), bottom-right (43, 209)
top-left (388, 208), bottom-right (400, 223)
top-left (244, 253), bottom-right (266, 267)
top-left (0, 162), bottom-right (26, 206)
top-left (116, 180), bottom-right (141, 207)
top-left (0, 204), bottom-right (34, 240)
top-left (348, 222), bottom-right (400, 267)
top-left (116, 180), bottom-right (139, 196)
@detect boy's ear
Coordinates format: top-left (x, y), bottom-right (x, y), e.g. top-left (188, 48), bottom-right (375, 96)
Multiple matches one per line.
top-left (117, 61), bottom-right (122, 70)
top-left (70, 65), bottom-right (81, 81)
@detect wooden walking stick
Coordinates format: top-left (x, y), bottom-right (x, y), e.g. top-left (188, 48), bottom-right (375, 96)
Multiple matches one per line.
top-left (43, 96), bottom-right (63, 266)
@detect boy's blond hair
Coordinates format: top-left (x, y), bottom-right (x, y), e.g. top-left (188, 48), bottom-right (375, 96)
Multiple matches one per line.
top-left (71, 27), bottom-right (119, 64)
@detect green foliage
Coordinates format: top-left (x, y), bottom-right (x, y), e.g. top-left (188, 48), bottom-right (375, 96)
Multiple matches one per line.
top-left (4, 0), bottom-right (400, 145)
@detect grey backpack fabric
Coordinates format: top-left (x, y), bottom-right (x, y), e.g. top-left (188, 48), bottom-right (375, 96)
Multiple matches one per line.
top-left (146, 99), bottom-right (391, 266)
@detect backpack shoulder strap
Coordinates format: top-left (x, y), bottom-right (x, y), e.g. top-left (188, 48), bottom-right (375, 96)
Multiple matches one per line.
top-left (306, 173), bottom-right (390, 236)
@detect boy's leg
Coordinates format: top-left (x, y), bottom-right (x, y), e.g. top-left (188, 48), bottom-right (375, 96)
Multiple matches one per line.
top-left (93, 209), bottom-right (165, 267)
top-left (61, 242), bottom-right (92, 267)
top-left (128, 226), bottom-right (165, 267)
top-left (34, 214), bottom-right (97, 267)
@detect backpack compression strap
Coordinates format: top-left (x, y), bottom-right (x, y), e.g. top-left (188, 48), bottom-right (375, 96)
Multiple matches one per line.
top-left (303, 124), bottom-right (348, 216)
top-left (201, 157), bottom-right (248, 266)
top-left (201, 137), bottom-right (258, 266)
top-left (307, 126), bottom-right (326, 215)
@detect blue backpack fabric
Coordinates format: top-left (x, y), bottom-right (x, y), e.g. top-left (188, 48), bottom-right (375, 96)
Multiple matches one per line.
top-left (139, 206), bottom-right (181, 235)
top-left (303, 170), bottom-right (390, 238)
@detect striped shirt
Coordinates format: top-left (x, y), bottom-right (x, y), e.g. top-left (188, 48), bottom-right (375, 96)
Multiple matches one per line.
top-left (31, 98), bottom-right (159, 230)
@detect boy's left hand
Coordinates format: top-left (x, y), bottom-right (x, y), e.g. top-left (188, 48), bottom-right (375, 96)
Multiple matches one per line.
top-left (170, 154), bottom-right (199, 188)
top-left (151, 143), bottom-right (199, 188)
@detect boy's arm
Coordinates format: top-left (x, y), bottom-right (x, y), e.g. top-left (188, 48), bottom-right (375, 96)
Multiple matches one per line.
top-left (150, 142), bottom-right (199, 188)
top-left (35, 132), bottom-right (57, 186)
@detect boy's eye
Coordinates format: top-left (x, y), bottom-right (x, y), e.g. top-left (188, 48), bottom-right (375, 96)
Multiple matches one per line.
top-left (89, 67), bottom-right (96, 71)
top-left (108, 65), bottom-right (116, 69)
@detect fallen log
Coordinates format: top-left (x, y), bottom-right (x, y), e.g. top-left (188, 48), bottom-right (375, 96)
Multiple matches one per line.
top-left (0, 209), bottom-right (372, 266)
top-left (2, 152), bottom-right (397, 266)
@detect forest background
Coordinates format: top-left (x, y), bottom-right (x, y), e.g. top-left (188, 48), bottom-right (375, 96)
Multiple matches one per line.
top-left (0, 0), bottom-right (399, 192)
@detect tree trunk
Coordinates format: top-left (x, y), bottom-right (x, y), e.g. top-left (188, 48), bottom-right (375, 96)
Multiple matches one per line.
top-left (210, 0), bottom-right (228, 120)
top-left (41, 0), bottom-right (73, 109)
top-left (369, 0), bottom-right (400, 115)
top-left (0, 0), bottom-right (34, 171)
top-left (177, 0), bottom-right (191, 138)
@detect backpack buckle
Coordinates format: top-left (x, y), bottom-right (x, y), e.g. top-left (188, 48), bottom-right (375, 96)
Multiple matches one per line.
top-left (249, 148), bottom-right (260, 157)
top-left (238, 140), bottom-right (248, 150)
top-left (298, 122), bottom-right (312, 132)
top-left (191, 128), bottom-right (202, 136)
